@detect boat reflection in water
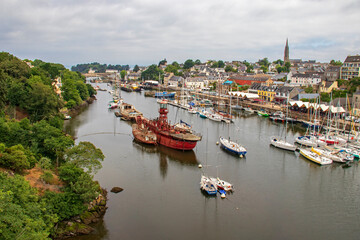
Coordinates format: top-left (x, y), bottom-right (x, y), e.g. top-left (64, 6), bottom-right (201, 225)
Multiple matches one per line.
top-left (132, 140), bottom-right (199, 177)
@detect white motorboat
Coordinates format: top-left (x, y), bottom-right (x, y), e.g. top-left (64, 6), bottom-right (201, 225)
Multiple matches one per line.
top-left (208, 113), bottom-right (223, 122)
top-left (243, 107), bottom-right (255, 114)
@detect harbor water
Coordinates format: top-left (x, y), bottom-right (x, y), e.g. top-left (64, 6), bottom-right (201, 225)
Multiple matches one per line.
top-left (65, 83), bottom-right (360, 240)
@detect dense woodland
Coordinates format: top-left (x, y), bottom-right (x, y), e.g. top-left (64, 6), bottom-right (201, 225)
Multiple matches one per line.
top-left (0, 52), bottom-right (104, 239)
top-left (71, 62), bottom-right (129, 73)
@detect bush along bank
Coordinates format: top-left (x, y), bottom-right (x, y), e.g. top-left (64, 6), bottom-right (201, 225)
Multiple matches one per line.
top-left (54, 189), bottom-right (108, 239)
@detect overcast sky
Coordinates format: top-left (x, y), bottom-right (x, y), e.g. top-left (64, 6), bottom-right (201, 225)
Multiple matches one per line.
top-left (1, 0), bottom-right (359, 68)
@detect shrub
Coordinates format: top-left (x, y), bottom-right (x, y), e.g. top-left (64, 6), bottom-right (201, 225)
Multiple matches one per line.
top-left (41, 170), bottom-right (54, 184)
top-left (39, 157), bottom-right (52, 170)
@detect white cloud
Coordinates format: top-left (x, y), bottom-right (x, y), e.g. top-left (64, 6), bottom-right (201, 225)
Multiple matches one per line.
top-left (0, 0), bottom-right (359, 67)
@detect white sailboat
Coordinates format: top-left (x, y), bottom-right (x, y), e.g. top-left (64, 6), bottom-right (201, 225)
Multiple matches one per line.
top-left (299, 149), bottom-right (332, 165)
top-left (270, 96), bottom-right (297, 151)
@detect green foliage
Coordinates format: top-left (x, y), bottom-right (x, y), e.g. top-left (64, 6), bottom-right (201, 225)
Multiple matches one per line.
top-left (69, 173), bottom-right (100, 203)
top-left (171, 61), bottom-right (180, 68)
top-left (158, 59), bottom-right (167, 66)
top-left (330, 60), bottom-right (343, 66)
top-left (165, 64), bottom-right (180, 75)
top-left (41, 170), bottom-right (55, 184)
top-left (0, 52), bottom-right (30, 79)
top-left (141, 64), bottom-right (163, 81)
top-left (86, 84), bottom-right (96, 97)
top-left (59, 163), bottom-right (84, 183)
top-left (0, 144), bottom-right (31, 172)
top-left (304, 86), bottom-right (313, 93)
top-left (39, 157), bottom-right (52, 170)
top-left (0, 70), bottom-right (7, 110)
top-left (71, 62), bottom-right (129, 73)
top-left (42, 191), bottom-right (86, 221)
top-left (120, 70), bottom-right (126, 80)
top-left (183, 59), bottom-right (195, 69)
top-left (273, 59), bottom-right (284, 65)
top-left (320, 92), bottom-right (331, 102)
top-left (194, 59), bottom-right (201, 65)
top-left (258, 58), bottom-right (270, 67)
top-left (260, 65), bottom-right (268, 73)
top-left (0, 173), bottom-right (57, 239)
top-left (75, 81), bottom-right (89, 101)
top-left (246, 65), bottom-right (254, 73)
top-left (133, 65), bottom-right (140, 72)
top-left (65, 141), bottom-right (104, 175)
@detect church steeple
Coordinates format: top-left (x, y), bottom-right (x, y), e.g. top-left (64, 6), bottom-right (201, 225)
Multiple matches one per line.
top-left (284, 38), bottom-right (289, 63)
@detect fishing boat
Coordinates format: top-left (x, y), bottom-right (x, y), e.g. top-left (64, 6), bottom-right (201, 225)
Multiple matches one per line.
top-left (200, 175), bottom-right (217, 195)
top-left (258, 110), bottom-right (269, 117)
top-left (132, 123), bottom-right (157, 145)
top-left (299, 149), bottom-right (332, 165)
top-left (119, 102), bottom-right (143, 121)
top-left (143, 100), bottom-right (202, 150)
top-left (219, 137), bottom-right (247, 156)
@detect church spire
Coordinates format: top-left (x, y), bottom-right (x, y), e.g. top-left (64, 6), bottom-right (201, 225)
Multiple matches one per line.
top-left (284, 38), bottom-right (289, 63)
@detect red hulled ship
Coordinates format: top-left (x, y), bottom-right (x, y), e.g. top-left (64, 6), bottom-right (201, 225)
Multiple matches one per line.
top-left (136, 100), bottom-right (202, 150)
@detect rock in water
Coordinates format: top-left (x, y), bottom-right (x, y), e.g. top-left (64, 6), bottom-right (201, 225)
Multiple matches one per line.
top-left (111, 187), bottom-right (123, 193)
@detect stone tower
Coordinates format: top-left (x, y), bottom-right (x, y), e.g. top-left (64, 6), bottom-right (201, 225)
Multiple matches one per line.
top-left (284, 38), bottom-right (289, 63)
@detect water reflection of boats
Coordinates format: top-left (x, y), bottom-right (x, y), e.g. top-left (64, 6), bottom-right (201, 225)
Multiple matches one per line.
top-left (132, 141), bottom-right (199, 166)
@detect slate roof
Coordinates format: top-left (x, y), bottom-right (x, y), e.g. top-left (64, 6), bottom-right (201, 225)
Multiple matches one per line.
top-left (344, 55), bottom-right (360, 63)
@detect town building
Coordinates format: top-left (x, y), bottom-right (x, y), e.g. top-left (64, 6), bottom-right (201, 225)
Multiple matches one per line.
top-left (324, 65), bottom-right (340, 81)
top-left (289, 73), bottom-right (322, 86)
top-left (228, 74), bottom-right (273, 86)
top-left (340, 55), bottom-right (360, 80)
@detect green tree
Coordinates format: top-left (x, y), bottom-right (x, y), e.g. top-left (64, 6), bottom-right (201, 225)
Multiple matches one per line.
top-left (120, 70), bottom-right (126, 80)
top-left (284, 62), bottom-right (291, 72)
top-left (194, 59), bottom-right (201, 65)
top-left (183, 59), bottom-right (194, 69)
top-left (158, 59), bottom-right (167, 66)
top-left (141, 64), bottom-right (163, 81)
top-left (0, 70), bottom-right (7, 110)
top-left (330, 60), bottom-right (343, 66)
top-left (133, 65), bottom-right (140, 72)
top-left (225, 65), bottom-right (233, 72)
top-left (164, 64), bottom-right (179, 75)
top-left (258, 58), bottom-right (270, 67)
top-left (171, 61), bottom-right (179, 68)
top-left (273, 59), bottom-right (284, 65)
top-left (304, 86), bottom-right (313, 93)
top-left (0, 145), bottom-right (31, 172)
top-left (246, 65), bottom-right (254, 73)
top-left (217, 60), bottom-right (225, 68)
top-left (320, 92), bottom-right (331, 102)
top-left (260, 65), bottom-right (268, 73)
top-left (64, 141), bottom-right (104, 175)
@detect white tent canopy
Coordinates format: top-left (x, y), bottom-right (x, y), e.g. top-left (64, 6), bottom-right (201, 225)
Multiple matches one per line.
top-left (289, 101), bottom-right (345, 113)
top-left (229, 91), bottom-right (259, 99)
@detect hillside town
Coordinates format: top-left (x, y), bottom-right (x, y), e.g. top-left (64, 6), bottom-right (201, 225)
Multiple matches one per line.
top-left (83, 40), bottom-right (360, 118)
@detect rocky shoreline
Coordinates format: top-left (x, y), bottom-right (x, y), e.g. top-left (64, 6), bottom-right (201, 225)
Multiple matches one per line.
top-left (53, 188), bottom-right (108, 239)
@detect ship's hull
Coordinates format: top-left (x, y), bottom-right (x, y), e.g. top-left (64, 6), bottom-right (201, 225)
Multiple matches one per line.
top-left (156, 133), bottom-right (197, 150)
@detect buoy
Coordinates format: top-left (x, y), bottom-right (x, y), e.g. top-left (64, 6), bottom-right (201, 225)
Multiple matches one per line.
top-left (216, 141), bottom-right (219, 145)
top-left (198, 164), bottom-right (203, 168)
top-left (240, 155), bottom-right (243, 158)
top-left (221, 193), bottom-right (226, 198)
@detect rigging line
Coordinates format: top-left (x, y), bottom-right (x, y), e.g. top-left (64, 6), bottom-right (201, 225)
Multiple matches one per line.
top-left (78, 132), bottom-right (132, 138)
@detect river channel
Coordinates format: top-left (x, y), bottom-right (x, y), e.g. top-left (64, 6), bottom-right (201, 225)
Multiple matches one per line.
top-left (64, 83), bottom-right (360, 240)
